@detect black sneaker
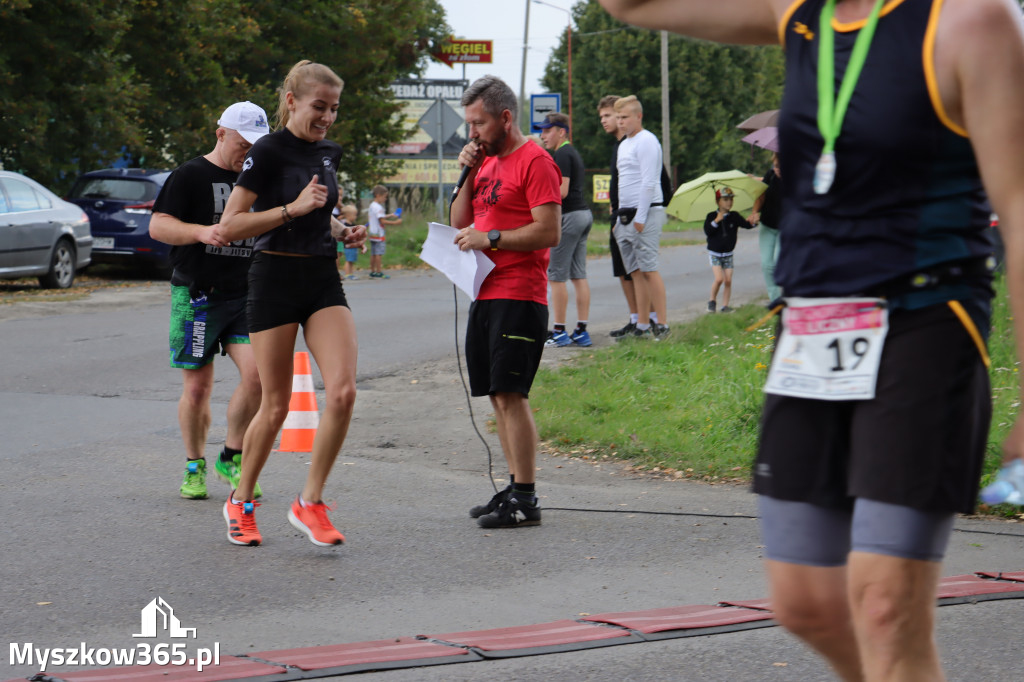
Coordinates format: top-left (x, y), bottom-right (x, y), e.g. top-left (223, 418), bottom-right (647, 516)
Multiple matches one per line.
top-left (707, 300), bottom-right (717, 313)
top-left (609, 320), bottom-right (637, 337)
top-left (720, 306), bottom-right (734, 313)
top-left (469, 485), bottom-right (511, 518)
top-left (617, 326), bottom-right (651, 342)
top-left (651, 323), bottom-right (671, 340)
top-left (477, 495), bottom-right (542, 528)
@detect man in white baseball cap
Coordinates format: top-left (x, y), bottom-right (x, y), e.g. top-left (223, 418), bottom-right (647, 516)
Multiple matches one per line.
top-left (217, 101), bottom-right (271, 145)
top-left (149, 101), bottom-right (270, 501)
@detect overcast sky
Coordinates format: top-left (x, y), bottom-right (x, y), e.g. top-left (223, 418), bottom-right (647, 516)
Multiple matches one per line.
top-left (422, 0), bottom-right (575, 97)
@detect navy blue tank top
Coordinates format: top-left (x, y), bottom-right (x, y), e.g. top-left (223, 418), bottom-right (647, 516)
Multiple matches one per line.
top-left (775, 0), bottom-right (992, 309)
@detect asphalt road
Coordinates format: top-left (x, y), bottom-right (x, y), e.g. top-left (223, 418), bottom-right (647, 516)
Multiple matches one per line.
top-left (2, 233), bottom-right (1022, 681)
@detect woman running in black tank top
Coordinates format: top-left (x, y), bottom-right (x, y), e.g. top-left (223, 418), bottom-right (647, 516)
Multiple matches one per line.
top-left (599, 1), bottom-right (1024, 679)
top-left (216, 60), bottom-right (367, 550)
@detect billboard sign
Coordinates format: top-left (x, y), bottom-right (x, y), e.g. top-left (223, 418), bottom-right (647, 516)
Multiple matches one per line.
top-left (431, 38), bottom-right (494, 67)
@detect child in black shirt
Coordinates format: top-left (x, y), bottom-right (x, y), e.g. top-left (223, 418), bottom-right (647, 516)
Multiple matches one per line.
top-left (703, 186), bottom-right (753, 312)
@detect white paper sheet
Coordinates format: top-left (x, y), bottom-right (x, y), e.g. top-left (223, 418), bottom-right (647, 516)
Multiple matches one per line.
top-left (419, 222), bottom-right (495, 300)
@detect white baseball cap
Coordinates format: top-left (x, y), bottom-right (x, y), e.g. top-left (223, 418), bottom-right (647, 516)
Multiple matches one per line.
top-left (218, 101), bottom-right (270, 144)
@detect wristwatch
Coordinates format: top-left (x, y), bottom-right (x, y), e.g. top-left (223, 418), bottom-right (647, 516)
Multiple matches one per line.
top-left (487, 229), bottom-right (501, 251)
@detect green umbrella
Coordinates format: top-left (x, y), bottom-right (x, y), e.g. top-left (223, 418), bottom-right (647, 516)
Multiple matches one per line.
top-left (666, 170), bottom-right (767, 223)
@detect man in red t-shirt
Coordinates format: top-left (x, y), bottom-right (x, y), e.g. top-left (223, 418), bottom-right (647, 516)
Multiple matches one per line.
top-left (451, 75), bottom-right (562, 529)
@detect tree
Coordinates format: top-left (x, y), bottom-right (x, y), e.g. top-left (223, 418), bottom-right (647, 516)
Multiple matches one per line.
top-left (0, 0), bottom-right (148, 188)
top-left (120, 0), bottom-right (260, 169)
top-left (222, 0), bottom-right (451, 194)
top-left (0, 0), bottom-right (450, 193)
top-left (541, 1), bottom-right (784, 187)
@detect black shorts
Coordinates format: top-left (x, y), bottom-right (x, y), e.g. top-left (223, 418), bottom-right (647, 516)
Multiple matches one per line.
top-left (610, 230), bottom-right (631, 280)
top-left (247, 253), bottom-right (348, 333)
top-left (754, 301), bottom-right (991, 515)
top-left (465, 299), bottom-right (547, 397)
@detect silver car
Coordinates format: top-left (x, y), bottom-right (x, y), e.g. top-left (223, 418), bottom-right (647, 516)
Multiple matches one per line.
top-left (0, 170), bottom-right (92, 288)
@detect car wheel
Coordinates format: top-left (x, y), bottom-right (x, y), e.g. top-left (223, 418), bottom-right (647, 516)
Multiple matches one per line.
top-left (38, 238), bottom-right (76, 289)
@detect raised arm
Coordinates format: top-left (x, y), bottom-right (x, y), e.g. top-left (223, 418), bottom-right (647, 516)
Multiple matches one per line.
top-left (451, 140), bottom-right (484, 229)
top-left (597, 0), bottom-right (788, 45)
top-left (216, 175), bottom-right (328, 243)
top-left (948, 0), bottom-right (1024, 464)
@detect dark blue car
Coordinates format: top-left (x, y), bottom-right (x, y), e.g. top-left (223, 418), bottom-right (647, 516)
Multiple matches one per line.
top-left (67, 168), bottom-right (171, 274)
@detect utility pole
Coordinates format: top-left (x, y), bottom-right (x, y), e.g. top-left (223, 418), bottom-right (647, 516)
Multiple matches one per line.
top-left (519, 0), bottom-right (531, 132)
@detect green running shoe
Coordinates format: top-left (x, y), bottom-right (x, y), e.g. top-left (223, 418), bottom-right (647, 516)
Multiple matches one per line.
top-left (214, 453), bottom-right (262, 499)
top-left (180, 458), bottom-right (208, 499)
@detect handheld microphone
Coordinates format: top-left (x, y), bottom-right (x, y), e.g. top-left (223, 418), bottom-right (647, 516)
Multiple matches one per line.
top-left (451, 139), bottom-right (481, 199)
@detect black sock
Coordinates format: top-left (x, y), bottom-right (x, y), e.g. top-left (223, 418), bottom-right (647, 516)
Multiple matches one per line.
top-left (553, 324), bottom-right (566, 333)
top-left (512, 483), bottom-right (536, 504)
top-left (221, 446), bottom-right (241, 462)
top-left (574, 322), bottom-right (588, 333)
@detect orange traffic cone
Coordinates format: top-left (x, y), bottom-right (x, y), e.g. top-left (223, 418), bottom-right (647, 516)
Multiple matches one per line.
top-left (278, 351), bottom-right (319, 452)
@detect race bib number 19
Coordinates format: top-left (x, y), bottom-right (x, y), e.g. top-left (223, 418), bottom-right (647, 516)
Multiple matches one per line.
top-left (764, 297), bottom-right (888, 401)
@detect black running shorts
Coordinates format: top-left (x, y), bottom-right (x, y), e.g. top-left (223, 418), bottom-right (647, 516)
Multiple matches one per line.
top-left (465, 299), bottom-right (547, 397)
top-left (610, 231), bottom-right (631, 280)
top-left (754, 301), bottom-right (991, 515)
top-left (247, 253), bottom-right (348, 333)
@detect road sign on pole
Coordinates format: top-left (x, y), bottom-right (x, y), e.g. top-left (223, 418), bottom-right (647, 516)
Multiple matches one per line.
top-left (417, 99), bottom-right (464, 145)
top-left (530, 93), bottom-right (561, 133)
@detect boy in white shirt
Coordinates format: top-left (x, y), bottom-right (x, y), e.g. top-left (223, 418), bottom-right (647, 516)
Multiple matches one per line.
top-left (367, 185), bottom-right (402, 279)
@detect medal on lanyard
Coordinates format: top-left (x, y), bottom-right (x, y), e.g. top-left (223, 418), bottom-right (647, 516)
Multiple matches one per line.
top-left (815, 0), bottom-right (885, 195)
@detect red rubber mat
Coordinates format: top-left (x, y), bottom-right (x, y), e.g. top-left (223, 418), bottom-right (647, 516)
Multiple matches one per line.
top-left (716, 598), bottom-right (773, 611)
top-left (975, 570), bottom-right (1024, 582)
top-left (936, 574), bottom-right (1024, 600)
top-left (422, 619), bottom-right (639, 658)
top-left (582, 604), bottom-right (774, 634)
top-left (47, 655), bottom-right (285, 681)
top-left (248, 637), bottom-right (476, 672)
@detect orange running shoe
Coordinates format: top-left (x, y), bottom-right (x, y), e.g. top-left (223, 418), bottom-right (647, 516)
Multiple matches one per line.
top-left (223, 497), bottom-right (262, 546)
top-left (288, 496), bottom-right (345, 546)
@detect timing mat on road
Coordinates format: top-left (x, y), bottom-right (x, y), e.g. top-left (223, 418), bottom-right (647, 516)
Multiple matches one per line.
top-left (12, 571), bottom-right (1024, 682)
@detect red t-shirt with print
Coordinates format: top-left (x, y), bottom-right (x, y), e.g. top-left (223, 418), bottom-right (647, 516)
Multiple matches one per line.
top-left (471, 141), bottom-right (562, 304)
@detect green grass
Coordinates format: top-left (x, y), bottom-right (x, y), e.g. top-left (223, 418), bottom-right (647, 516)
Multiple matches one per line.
top-left (533, 278), bottom-right (1024, 513)
top-left (533, 305), bottom-right (774, 482)
top-left (982, 274), bottom-right (1023, 517)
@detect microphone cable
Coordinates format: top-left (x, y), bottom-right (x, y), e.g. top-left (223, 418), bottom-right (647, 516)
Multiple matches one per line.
top-left (448, 182), bottom-right (500, 497)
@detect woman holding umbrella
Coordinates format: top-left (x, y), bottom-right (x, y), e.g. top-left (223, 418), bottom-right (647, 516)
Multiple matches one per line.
top-left (599, 0), bottom-right (1024, 680)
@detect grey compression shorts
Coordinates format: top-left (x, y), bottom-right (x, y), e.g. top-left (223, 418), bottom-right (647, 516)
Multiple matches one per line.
top-left (758, 496), bottom-right (955, 567)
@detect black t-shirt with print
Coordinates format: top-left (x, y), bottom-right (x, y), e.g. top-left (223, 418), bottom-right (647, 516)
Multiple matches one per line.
top-left (235, 128), bottom-right (342, 257)
top-left (152, 156), bottom-right (252, 292)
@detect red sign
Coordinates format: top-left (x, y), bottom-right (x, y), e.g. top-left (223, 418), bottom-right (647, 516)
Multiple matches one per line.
top-left (432, 38), bottom-right (493, 68)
